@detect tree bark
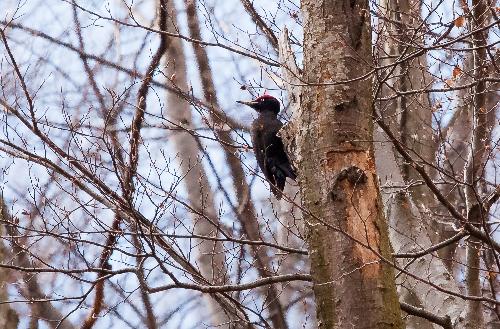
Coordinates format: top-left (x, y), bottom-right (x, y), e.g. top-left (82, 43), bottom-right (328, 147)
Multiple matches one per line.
top-left (283, 1), bottom-right (404, 327)
top-left (377, 0), bottom-right (460, 276)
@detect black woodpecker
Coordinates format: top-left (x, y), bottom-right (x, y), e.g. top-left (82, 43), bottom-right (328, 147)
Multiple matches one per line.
top-left (237, 94), bottom-right (297, 199)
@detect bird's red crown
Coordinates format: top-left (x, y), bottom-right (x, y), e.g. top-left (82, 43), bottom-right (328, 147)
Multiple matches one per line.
top-left (255, 94), bottom-right (277, 102)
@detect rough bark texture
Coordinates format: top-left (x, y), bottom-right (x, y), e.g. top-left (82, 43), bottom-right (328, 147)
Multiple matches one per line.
top-left (163, 1), bottom-right (233, 327)
top-left (284, 1), bottom-right (404, 328)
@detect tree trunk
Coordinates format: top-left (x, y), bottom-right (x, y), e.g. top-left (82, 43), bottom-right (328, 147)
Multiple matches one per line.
top-left (463, 0), bottom-right (490, 327)
top-left (163, 1), bottom-right (234, 327)
top-left (374, 126), bottom-right (467, 328)
top-left (0, 200), bottom-right (75, 329)
top-left (283, 1), bottom-right (404, 327)
top-left (0, 207), bottom-right (19, 329)
top-left (184, 1), bottom-right (289, 327)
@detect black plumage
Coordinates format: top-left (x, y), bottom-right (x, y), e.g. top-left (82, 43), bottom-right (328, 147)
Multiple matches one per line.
top-left (237, 95), bottom-right (297, 199)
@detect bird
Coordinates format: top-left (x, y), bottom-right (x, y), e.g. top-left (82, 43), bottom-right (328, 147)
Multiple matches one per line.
top-left (237, 94), bottom-right (297, 199)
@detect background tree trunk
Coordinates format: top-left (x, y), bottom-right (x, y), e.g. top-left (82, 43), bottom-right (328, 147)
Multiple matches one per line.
top-left (1, 200), bottom-right (75, 329)
top-left (0, 203), bottom-right (19, 329)
top-left (374, 127), bottom-right (467, 328)
top-left (163, 1), bottom-right (234, 327)
top-left (463, 0), bottom-right (490, 327)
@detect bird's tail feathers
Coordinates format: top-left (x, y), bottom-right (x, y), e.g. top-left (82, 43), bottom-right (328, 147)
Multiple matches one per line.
top-left (269, 165), bottom-right (292, 200)
top-left (277, 163), bottom-right (297, 181)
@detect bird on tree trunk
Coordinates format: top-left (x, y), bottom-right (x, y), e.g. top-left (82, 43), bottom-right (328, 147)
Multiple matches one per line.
top-left (237, 94), bottom-right (297, 199)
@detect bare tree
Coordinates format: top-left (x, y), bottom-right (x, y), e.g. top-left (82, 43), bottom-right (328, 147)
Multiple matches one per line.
top-left (0, 0), bottom-right (499, 328)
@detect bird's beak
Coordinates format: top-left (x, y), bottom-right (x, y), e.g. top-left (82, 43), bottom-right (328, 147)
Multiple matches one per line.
top-left (237, 100), bottom-right (259, 109)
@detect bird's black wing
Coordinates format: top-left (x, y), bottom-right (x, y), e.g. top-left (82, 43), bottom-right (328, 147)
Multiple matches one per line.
top-left (252, 117), bottom-right (296, 199)
top-left (264, 133), bottom-right (296, 196)
top-left (251, 119), bottom-right (277, 192)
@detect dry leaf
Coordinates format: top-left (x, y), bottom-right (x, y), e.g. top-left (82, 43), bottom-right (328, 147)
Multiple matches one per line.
top-left (432, 101), bottom-right (442, 112)
top-left (460, 0), bottom-right (468, 10)
top-left (454, 16), bottom-right (465, 27)
top-left (452, 65), bottom-right (462, 78)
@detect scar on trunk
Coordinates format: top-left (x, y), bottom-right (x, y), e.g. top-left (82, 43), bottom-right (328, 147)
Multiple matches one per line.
top-left (329, 166), bottom-right (367, 201)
